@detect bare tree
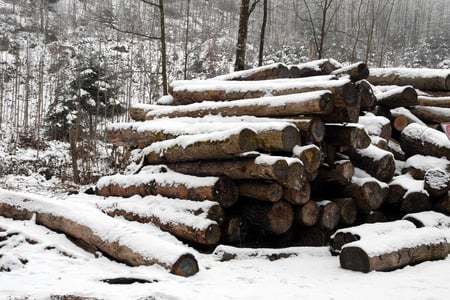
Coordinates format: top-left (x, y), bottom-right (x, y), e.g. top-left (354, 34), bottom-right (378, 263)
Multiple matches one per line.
top-left (258, 0), bottom-right (268, 66)
top-left (235, 0), bottom-right (261, 71)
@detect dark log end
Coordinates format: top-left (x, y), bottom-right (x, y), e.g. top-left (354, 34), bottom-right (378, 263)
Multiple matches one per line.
top-left (284, 183), bottom-right (311, 205)
top-left (310, 117), bottom-right (326, 143)
top-left (402, 87), bottom-right (419, 106)
top-left (267, 201), bottom-right (294, 234)
top-left (400, 192), bottom-right (432, 214)
top-left (267, 183), bottom-right (284, 202)
top-left (353, 63), bottom-right (369, 81)
top-left (207, 205), bottom-right (226, 225)
top-left (282, 126), bottom-right (302, 152)
top-left (214, 177), bottom-right (239, 208)
top-left (205, 224), bottom-right (222, 245)
top-left (170, 253), bottom-right (199, 277)
top-left (239, 128), bottom-right (260, 152)
top-left (340, 246), bottom-right (371, 273)
top-left (342, 82), bottom-right (359, 106)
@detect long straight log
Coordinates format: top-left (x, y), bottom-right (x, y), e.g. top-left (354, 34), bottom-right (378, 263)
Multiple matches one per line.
top-left (129, 103), bottom-right (161, 121)
top-left (237, 180), bottom-right (283, 202)
top-left (390, 107), bottom-right (426, 132)
top-left (145, 91), bottom-right (334, 120)
top-left (213, 63), bottom-right (290, 81)
top-left (348, 144), bottom-right (396, 182)
top-left (295, 200), bottom-right (319, 227)
top-left (98, 197), bottom-right (221, 245)
top-left (289, 59), bottom-right (341, 78)
top-left (330, 220), bottom-right (417, 255)
top-left (96, 165), bottom-right (238, 208)
top-left (400, 123), bottom-right (450, 160)
top-left (339, 228), bottom-right (448, 272)
top-left (142, 128), bottom-right (258, 164)
top-left (409, 106), bottom-right (450, 123)
top-left (169, 77), bottom-right (352, 106)
top-left (324, 123), bottom-right (371, 149)
top-left (331, 62), bottom-right (369, 82)
top-left (375, 86), bottom-right (418, 108)
top-left (165, 154), bottom-right (306, 189)
top-left (418, 95), bottom-right (450, 107)
top-left (0, 189), bottom-right (198, 276)
top-left (402, 155), bottom-right (450, 179)
top-left (368, 67), bottom-right (450, 91)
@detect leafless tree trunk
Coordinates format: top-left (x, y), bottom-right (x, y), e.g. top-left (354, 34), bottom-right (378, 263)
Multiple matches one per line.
top-left (235, 0), bottom-right (260, 71)
top-left (258, 0), bottom-right (268, 66)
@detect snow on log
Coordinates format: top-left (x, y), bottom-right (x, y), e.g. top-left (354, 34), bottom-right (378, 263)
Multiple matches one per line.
top-left (145, 91), bottom-right (334, 120)
top-left (357, 80), bottom-right (377, 110)
top-left (295, 200), bottom-right (319, 227)
top-left (334, 198), bottom-right (358, 226)
top-left (331, 62), bottom-right (369, 82)
top-left (292, 145), bottom-right (322, 180)
top-left (317, 160), bottom-right (355, 185)
top-left (237, 180), bottom-right (283, 203)
top-left (240, 199), bottom-right (294, 235)
top-left (96, 165), bottom-right (238, 208)
top-left (375, 86), bottom-right (418, 108)
top-left (409, 106), bottom-right (450, 123)
top-left (288, 59), bottom-right (341, 78)
top-left (345, 168), bottom-right (389, 214)
top-left (418, 95), bottom-right (450, 107)
top-left (349, 144), bottom-right (396, 182)
top-left (387, 174), bottom-right (431, 213)
top-left (403, 211), bottom-right (450, 229)
top-left (142, 128), bottom-right (259, 164)
top-left (358, 115), bottom-right (392, 140)
top-left (316, 200), bottom-right (340, 231)
top-left (339, 227), bottom-right (448, 272)
top-left (400, 123), bottom-right (450, 160)
top-left (330, 220), bottom-right (417, 255)
top-left (424, 168), bottom-right (450, 199)
top-left (402, 155), bottom-right (450, 179)
top-left (368, 68), bottom-right (450, 91)
top-left (390, 107), bottom-right (426, 131)
top-left (324, 123), bottom-right (371, 149)
top-left (0, 189), bottom-right (199, 276)
top-left (169, 77), bottom-right (353, 106)
top-left (282, 182), bottom-right (311, 205)
top-left (129, 103), bottom-right (161, 121)
top-left (387, 138), bottom-right (406, 161)
top-left (98, 196), bottom-right (221, 245)
top-left (166, 154), bottom-right (307, 189)
top-left (212, 63), bottom-right (290, 81)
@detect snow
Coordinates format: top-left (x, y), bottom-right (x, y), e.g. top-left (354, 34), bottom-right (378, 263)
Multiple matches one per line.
top-left (355, 144), bottom-right (394, 162)
top-left (254, 153), bottom-right (303, 166)
top-left (389, 173), bottom-right (428, 197)
top-left (390, 107), bottom-right (426, 126)
top-left (370, 68), bottom-right (450, 79)
top-left (412, 105), bottom-right (450, 117)
top-left (343, 227), bottom-right (447, 257)
top-left (352, 168), bottom-right (389, 189)
top-left (403, 211), bottom-right (450, 229)
top-left (403, 155), bottom-right (450, 174)
top-left (211, 62), bottom-right (285, 80)
top-left (97, 165), bottom-right (219, 189)
top-left (402, 123), bottom-right (450, 149)
top-left (358, 115), bottom-right (390, 136)
top-left (424, 168), bottom-right (450, 190)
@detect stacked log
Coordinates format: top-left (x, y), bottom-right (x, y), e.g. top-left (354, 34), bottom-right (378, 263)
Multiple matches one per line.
top-left (95, 61), bottom-right (450, 252)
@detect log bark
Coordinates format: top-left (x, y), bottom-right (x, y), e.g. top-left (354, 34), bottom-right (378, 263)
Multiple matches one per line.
top-left (334, 198), bottom-right (357, 226)
top-left (317, 160), bottom-right (355, 185)
top-left (145, 91), bottom-right (334, 120)
top-left (282, 182), bottom-right (311, 205)
top-left (165, 154), bottom-right (307, 189)
top-left (288, 117), bottom-right (326, 143)
top-left (345, 177), bottom-right (388, 214)
top-left (213, 63), bottom-right (290, 81)
top-left (409, 106), bottom-right (450, 123)
top-left (348, 144), bottom-right (396, 182)
top-left (402, 155), bottom-right (450, 179)
top-left (295, 200), bottom-right (319, 227)
top-left (433, 192), bottom-right (450, 215)
top-left (237, 180), bottom-right (283, 202)
top-left (324, 124), bottom-right (371, 149)
top-left (368, 67), bottom-right (450, 91)
top-left (317, 200), bottom-right (340, 231)
top-left (339, 228), bottom-right (448, 272)
top-left (143, 128), bottom-right (259, 164)
top-left (169, 77), bottom-right (351, 106)
top-left (0, 191), bottom-right (198, 276)
top-left (289, 59), bottom-right (341, 78)
top-left (390, 107), bottom-right (426, 132)
top-left (418, 95), bottom-right (450, 107)
top-left (292, 144), bottom-right (322, 180)
top-left (96, 166), bottom-right (238, 208)
top-left (400, 123), bottom-right (450, 160)
top-left (400, 191), bottom-right (432, 214)
top-left (129, 104), bottom-right (160, 121)
top-left (387, 138), bottom-right (406, 161)
top-left (357, 80), bottom-right (377, 110)
top-left (375, 86), bottom-right (418, 108)
top-left (220, 216), bottom-right (248, 244)
top-left (424, 168), bottom-right (450, 199)
top-left (240, 200), bottom-right (294, 235)
top-left (331, 62), bottom-right (369, 82)
top-left (102, 206), bottom-right (221, 246)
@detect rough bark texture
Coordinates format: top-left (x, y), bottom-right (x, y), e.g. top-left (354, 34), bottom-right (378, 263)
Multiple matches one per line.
top-left (400, 123), bottom-right (450, 160)
top-left (424, 168), bottom-right (450, 199)
top-left (216, 63), bottom-right (290, 81)
top-left (357, 80), bottom-right (377, 110)
top-left (292, 144), bottom-right (322, 180)
top-left (409, 106), bottom-right (450, 123)
top-left (237, 180), bottom-right (283, 202)
top-left (376, 86), bottom-right (418, 108)
top-left (348, 145), bottom-right (396, 182)
top-left (418, 95), bottom-right (450, 107)
top-left (317, 201), bottom-right (340, 231)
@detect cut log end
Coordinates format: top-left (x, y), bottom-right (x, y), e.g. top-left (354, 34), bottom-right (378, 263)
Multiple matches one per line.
top-left (213, 177), bottom-right (239, 208)
top-left (170, 253), bottom-right (199, 277)
top-left (339, 246), bottom-right (371, 273)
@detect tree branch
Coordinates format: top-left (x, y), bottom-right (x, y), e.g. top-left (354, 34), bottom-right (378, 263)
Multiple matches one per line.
top-left (249, 0), bottom-right (262, 15)
top-left (141, 0), bottom-right (160, 8)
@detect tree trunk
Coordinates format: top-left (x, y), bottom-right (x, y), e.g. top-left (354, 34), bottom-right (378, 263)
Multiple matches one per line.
top-left (400, 123), bottom-right (450, 160)
top-left (390, 107), bottom-right (426, 132)
top-left (345, 177), bottom-right (388, 214)
top-left (214, 63), bottom-right (290, 81)
top-left (317, 200), bottom-right (340, 231)
top-left (375, 86), bottom-right (418, 109)
top-left (331, 62), bottom-right (369, 82)
top-left (358, 115), bottom-right (392, 140)
top-left (348, 144), bottom-right (396, 182)
top-left (282, 182), bottom-right (311, 205)
top-left (418, 95), bottom-right (450, 107)
top-left (158, 0), bottom-right (168, 95)
top-left (234, 0), bottom-right (251, 71)
top-left (288, 117), bottom-right (326, 143)
top-left (409, 106), bottom-right (450, 123)
top-left (357, 80), bottom-right (377, 110)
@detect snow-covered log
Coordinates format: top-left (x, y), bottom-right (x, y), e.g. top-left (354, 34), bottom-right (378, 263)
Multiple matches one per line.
top-left (368, 68), bottom-right (450, 91)
top-left (212, 63), bottom-right (290, 81)
top-left (288, 59), bottom-right (341, 78)
top-left (145, 91), bottom-right (334, 120)
top-left (400, 123), bottom-right (450, 160)
top-left (402, 211), bottom-right (450, 229)
top-left (357, 80), bottom-right (377, 110)
top-left (295, 200), bottom-right (319, 227)
top-left (348, 144), bottom-right (396, 182)
top-left (358, 115), bottom-right (392, 140)
top-left (0, 189), bottom-right (199, 276)
top-left (390, 107), bottom-right (426, 131)
top-left (317, 160), bottom-right (354, 185)
top-left (213, 245), bottom-right (302, 262)
top-left (402, 155), bottom-right (450, 179)
top-left (166, 154), bottom-right (307, 189)
top-left (129, 103), bottom-right (161, 121)
top-left (330, 220), bottom-right (417, 255)
top-left (387, 174), bottom-right (431, 213)
top-left (237, 180), bottom-right (283, 203)
top-left (409, 106), bottom-right (450, 123)
top-left (387, 138), bottom-right (406, 161)
top-left (424, 168), bottom-right (450, 199)
top-left (433, 192), bottom-right (450, 215)
top-left (288, 117), bottom-right (326, 143)
top-left (99, 197), bottom-right (221, 246)
top-left (331, 62), bottom-right (369, 82)
top-left (418, 95), bottom-right (450, 107)
top-left (375, 86), bottom-right (418, 108)
top-left (292, 145), bottom-right (322, 180)
top-left (169, 77), bottom-right (354, 106)
top-left (324, 123), bottom-right (371, 149)
top-left (339, 227), bottom-right (448, 272)
top-left (96, 166), bottom-right (238, 208)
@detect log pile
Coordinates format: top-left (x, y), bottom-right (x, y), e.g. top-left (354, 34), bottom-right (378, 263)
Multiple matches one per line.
top-left (102, 60), bottom-right (450, 252)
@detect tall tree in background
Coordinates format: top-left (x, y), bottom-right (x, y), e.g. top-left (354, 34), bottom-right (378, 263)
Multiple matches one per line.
top-left (234, 0), bottom-right (261, 71)
top-left (258, 0), bottom-right (268, 66)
